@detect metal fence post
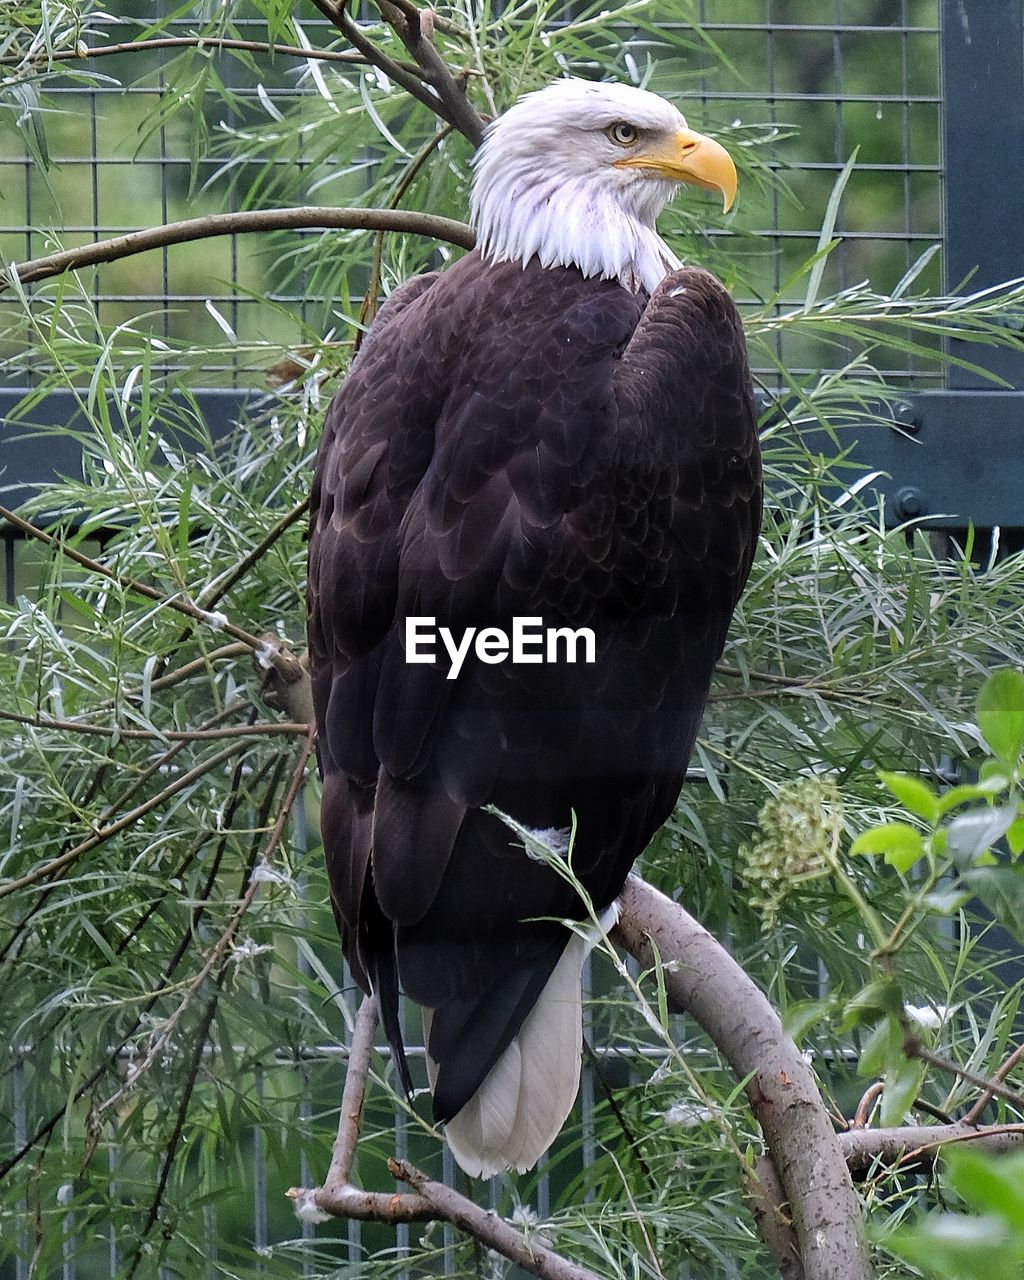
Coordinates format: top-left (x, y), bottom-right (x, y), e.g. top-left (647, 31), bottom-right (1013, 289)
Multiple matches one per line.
top-left (941, 0), bottom-right (1024, 391)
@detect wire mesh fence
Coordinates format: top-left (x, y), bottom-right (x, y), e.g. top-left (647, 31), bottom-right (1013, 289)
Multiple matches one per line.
top-left (0, 2), bottom-right (943, 387)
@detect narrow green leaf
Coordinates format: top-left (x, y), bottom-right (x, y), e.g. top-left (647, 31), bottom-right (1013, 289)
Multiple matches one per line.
top-left (879, 1054), bottom-right (925, 1127)
top-left (857, 1016), bottom-right (900, 1079)
top-left (804, 148), bottom-right (859, 312)
top-left (842, 979), bottom-right (904, 1029)
top-left (937, 778), bottom-right (1011, 816)
top-left (782, 998), bottom-right (832, 1045)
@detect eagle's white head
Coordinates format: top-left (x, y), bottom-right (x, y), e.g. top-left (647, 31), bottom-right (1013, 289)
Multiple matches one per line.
top-left (470, 78), bottom-right (737, 295)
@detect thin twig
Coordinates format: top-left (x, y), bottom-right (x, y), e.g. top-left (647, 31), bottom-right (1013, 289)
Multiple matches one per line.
top-left (0, 207), bottom-right (475, 293)
top-left (324, 994), bottom-right (380, 1187)
top-left (122, 989), bottom-right (222, 1280)
top-left (0, 34), bottom-right (416, 71)
top-left (114, 642), bottom-right (251, 704)
top-left (0, 702), bottom-right (247, 962)
top-left (581, 1038), bottom-right (657, 1193)
top-left (374, 0), bottom-right (485, 145)
top-left (389, 1159), bottom-right (602, 1280)
top-left (0, 741), bottom-right (247, 900)
top-left (0, 747), bottom-right (261, 1181)
top-left (851, 1081), bottom-right (885, 1129)
top-left (95, 730), bottom-right (314, 1117)
top-left (963, 1039), bottom-right (1024, 1125)
top-left (905, 1035), bottom-right (1024, 1112)
top-left (197, 497), bottom-right (311, 611)
top-left (715, 663), bottom-right (814, 686)
top-left (0, 503), bottom-right (304, 681)
top-left (0, 706), bottom-right (309, 740)
top-left (359, 123), bottom-right (454, 336)
top-left (121, 746), bottom-right (289, 1279)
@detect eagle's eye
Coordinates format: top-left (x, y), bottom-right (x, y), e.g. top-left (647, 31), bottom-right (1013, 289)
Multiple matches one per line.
top-left (606, 122), bottom-right (639, 146)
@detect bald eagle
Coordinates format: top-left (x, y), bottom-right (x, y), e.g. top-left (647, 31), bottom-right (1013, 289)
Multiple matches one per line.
top-left (307, 79), bottom-right (762, 1178)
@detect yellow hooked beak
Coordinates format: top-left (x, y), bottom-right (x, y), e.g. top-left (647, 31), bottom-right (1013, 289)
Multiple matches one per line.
top-left (614, 127), bottom-right (738, 213)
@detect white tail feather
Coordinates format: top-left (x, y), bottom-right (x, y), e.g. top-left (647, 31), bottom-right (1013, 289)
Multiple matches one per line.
top-left (423, 905), bottom-right (618, 1178)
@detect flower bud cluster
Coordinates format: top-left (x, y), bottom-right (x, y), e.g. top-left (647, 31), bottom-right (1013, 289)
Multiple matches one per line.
top-left (738, 777), bottom-right (842, 929)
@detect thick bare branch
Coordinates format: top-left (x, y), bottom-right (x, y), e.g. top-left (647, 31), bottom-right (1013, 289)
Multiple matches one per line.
top-left (839, 1122), bottom-right (1024, 1174)
top-left (746, 1156), bottom-right (804, 1280)
top-left (0, 207), bottom-right (475, 293)
top-left (613, 875), bottom-right (873, 1280)
top-left (253, 635), bottom-right (315, 726)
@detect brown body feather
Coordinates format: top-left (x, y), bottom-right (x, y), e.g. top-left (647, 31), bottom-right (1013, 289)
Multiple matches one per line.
top-left (307, 250), bottom-right (761, 1164)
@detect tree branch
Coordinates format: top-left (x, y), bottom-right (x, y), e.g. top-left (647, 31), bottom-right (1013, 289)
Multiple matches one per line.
top-left (95, 729), bottom-right (314, 1118)
top-left (0, 503), bottom-right (305, 683)
top-left (0, 207), bottom-right (475, 294)
top-left (292, 874), bottom-right (872, 1279)
top-left (0, 741), bottom-right (248, 900)
top-left (374, 0), bottom-right (485, 145)
top-left (613, 875), bottom-right (873, 1280)
top-left (324, 993), bottom-right (379, 1187)
top-left (197, 498), bottom-right (311, 612)
top-left (963, 1038), bottom-right (1024, 1125)
top-left (0, 34), bottom-right (411, 71)
top-left (746, 1156), bottom-right (804, 1280)
top-left (0, 706), bottom-right (309, 740)
top-left (113, 642), bottom-right (251, 705)
top-left (905, 1035), bottom-right (1024, 1112)
top-left (307, 0), bottom-right (464, 132)
top-left (288, 995), bottom-right (601, 1280)
top-left (389, 1158), bottom-right (602, 1280)
top-left (838, 1122), bottom-right (1024, 1174)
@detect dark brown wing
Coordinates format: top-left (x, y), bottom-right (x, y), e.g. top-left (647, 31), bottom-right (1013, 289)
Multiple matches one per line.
top-left (307, 253), bottom-right (761, 1115)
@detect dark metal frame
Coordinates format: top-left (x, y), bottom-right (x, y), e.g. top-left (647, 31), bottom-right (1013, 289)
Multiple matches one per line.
top-left (824, 0), bottom-right (1024, 530)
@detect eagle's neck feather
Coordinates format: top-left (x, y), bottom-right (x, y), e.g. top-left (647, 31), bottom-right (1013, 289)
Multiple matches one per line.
top-left (470, 163), bottom-right (681, 295)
